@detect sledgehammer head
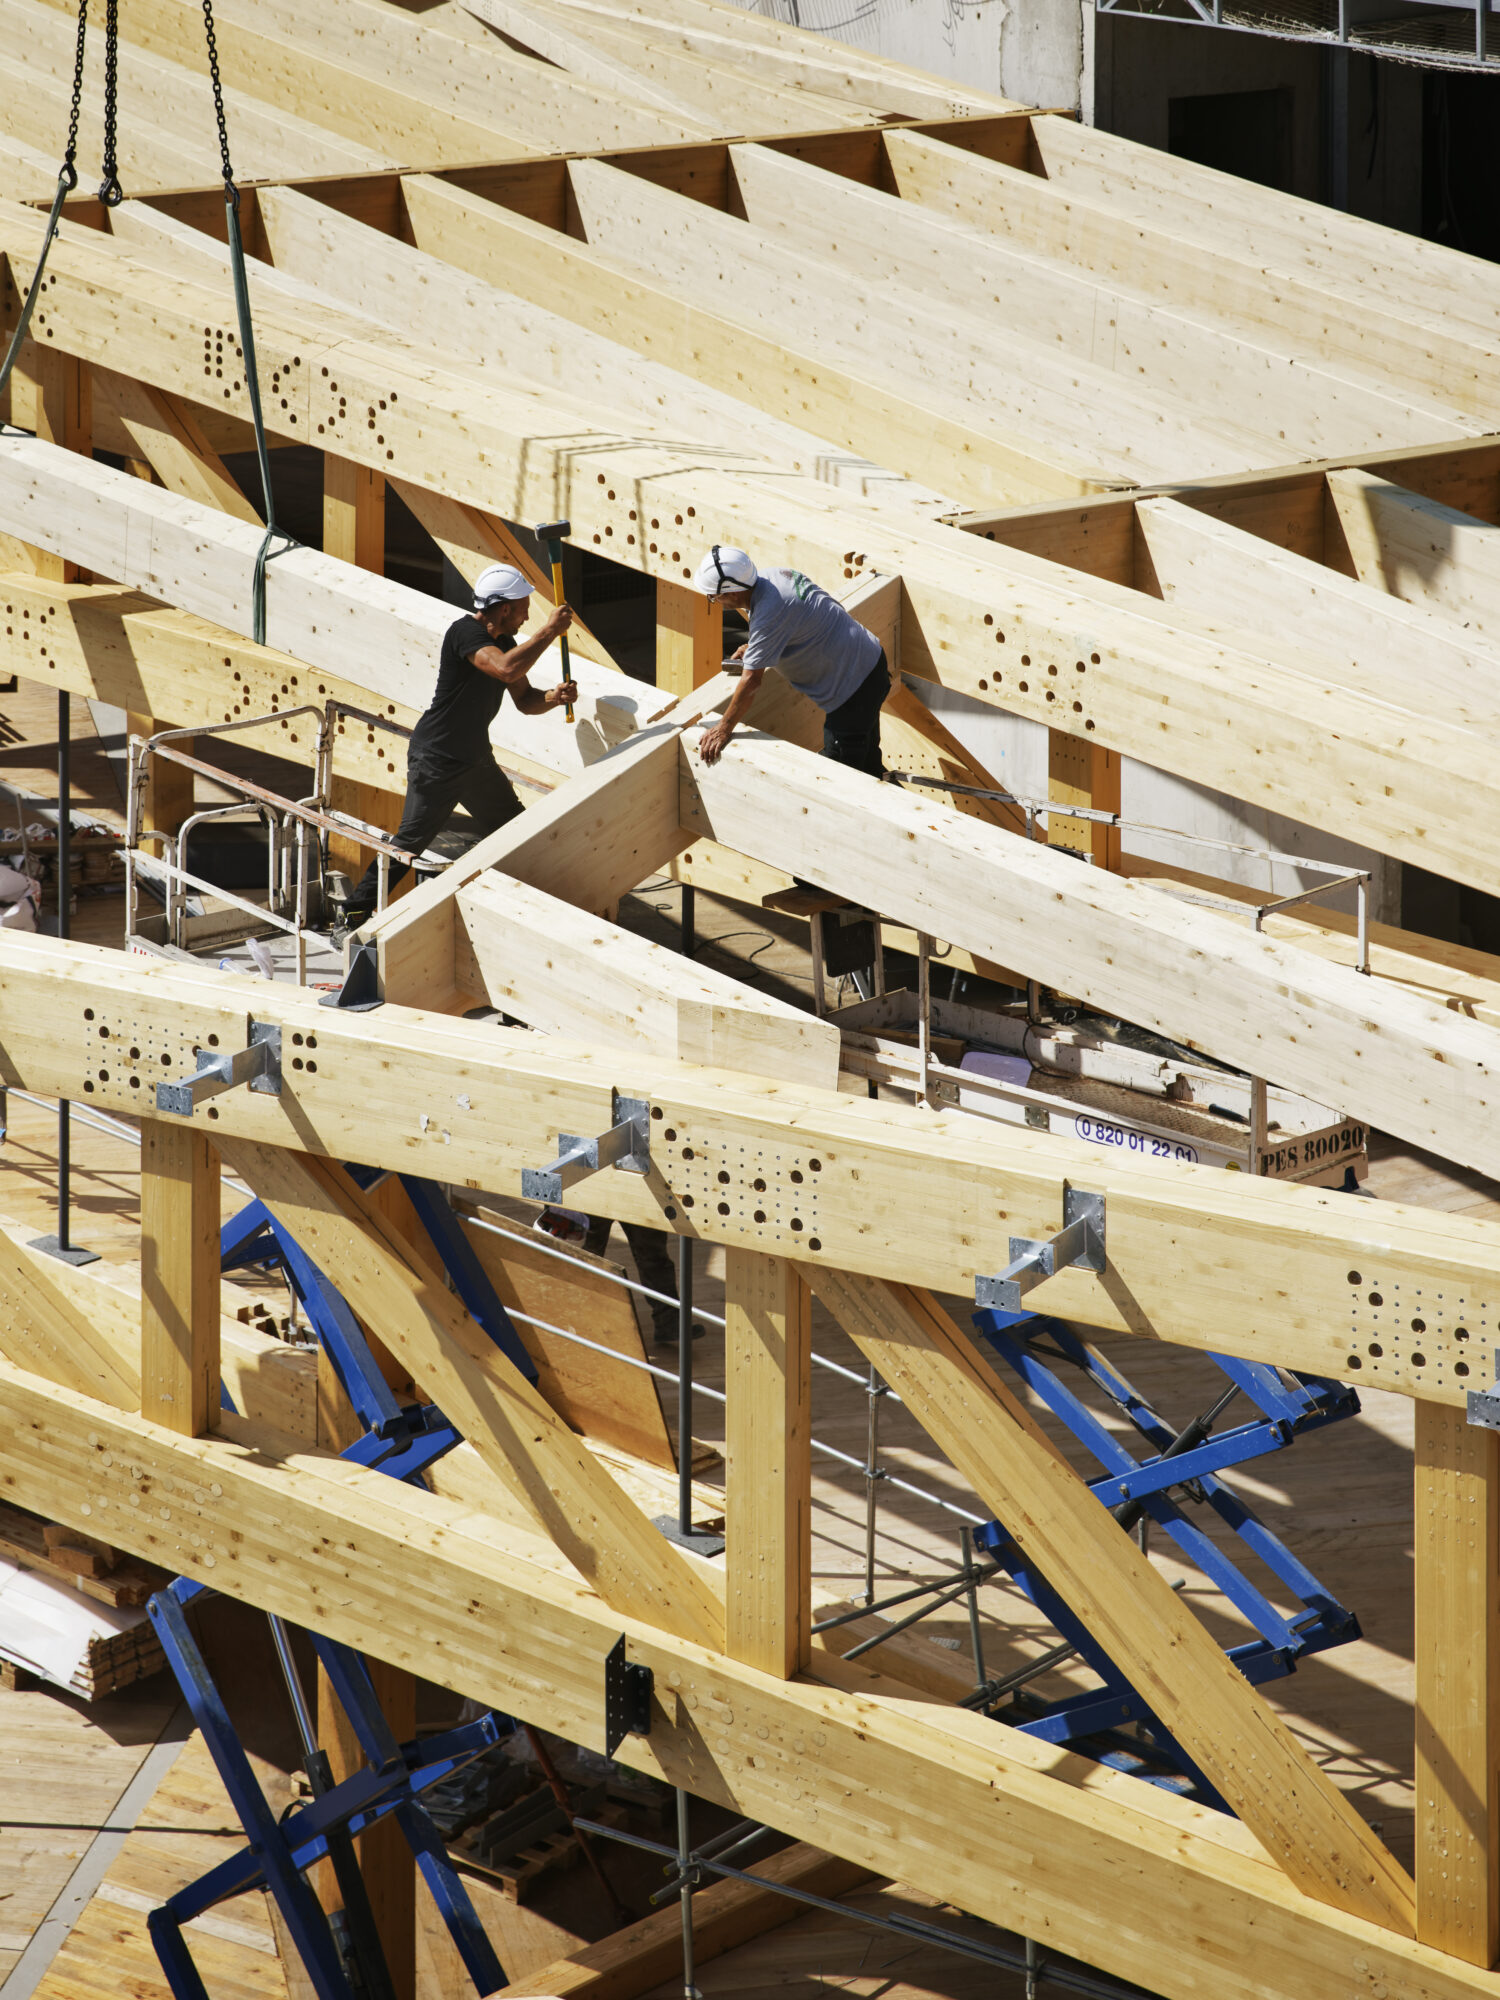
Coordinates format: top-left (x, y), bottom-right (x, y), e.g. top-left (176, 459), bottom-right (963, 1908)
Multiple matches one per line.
top-left (534, 519), bottom-right (571, 542)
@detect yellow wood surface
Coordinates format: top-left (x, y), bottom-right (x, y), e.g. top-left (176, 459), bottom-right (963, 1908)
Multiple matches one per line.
top-left (725, 1247), bottom-right (811, 1677)
top-left (656, 576), bottom-right (722, 697)
top-left (459, 1215), bottom-right (675, 1469)
top-left (7, 930), bottom-right (1500, 1394)
top-left (454, 870), bottom-right (841, 1089)
top-left (1415, 1401), bottom-right (1500, 1966)
top-left (140, 1122), bottom-right (221, 1437)
top-left (0, 1218), bottom-right (139, 1411)
top-left (95, 367), bottom-right (261, 525)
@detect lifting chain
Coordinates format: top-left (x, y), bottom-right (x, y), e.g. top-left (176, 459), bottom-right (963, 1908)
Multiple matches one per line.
top-left (0, 0), bottom-right (92, 415)
top-left (0, 0), bottom-right (296, 644)
top-left (97, 0), bottom-right (122, 206)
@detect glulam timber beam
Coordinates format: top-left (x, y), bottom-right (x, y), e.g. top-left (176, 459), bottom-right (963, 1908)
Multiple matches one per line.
top-left (7, 213), bottom-right (1496, 889)
top-left (5, 1361), bottom-right (1500, 2000)
top-left (140, 1122), bottom-right (221, 1437)
top-left (1415, 1403), bottom-right (1500, 1966)
top-left (726, 140), bottom-right (1451, 466)
top-left (681, 732), bottom-right (1500, 1182)
top-left (5, 930), bottom-right (1500, 1395)
top-left (399, 166), bottom-right (1106, 504)
top-left (455, 872), bottom-right (842, 1090)
top-left (25, 0), bottom-right (692, 162)
top-left (366, 725), bottom-right (688, 1007)
top-left (1327, 471), bottom-right (1500, 647)
top-left (0, 1223), bottom-right (139, 1410)
top-left (1134, 496), bottom-right (1500, 737)
top-left (0, 576), bottom-right (430, 795)
top-left (884, 127), bottom-right (1498, 425)
top-left (0, 437), bottom-right (624, 779)
top-left (725, 1248), bottom-right (812, 1678)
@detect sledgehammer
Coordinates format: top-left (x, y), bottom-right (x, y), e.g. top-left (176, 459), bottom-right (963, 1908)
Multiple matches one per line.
top-left (534, 519), bottom-right (575, 724)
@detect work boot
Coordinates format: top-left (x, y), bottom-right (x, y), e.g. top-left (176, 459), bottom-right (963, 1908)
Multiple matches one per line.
top-left (651, 1304), bottom-right (704, 1349)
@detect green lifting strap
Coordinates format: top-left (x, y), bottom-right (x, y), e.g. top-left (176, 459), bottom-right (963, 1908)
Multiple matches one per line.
top-left (200, 0), bottom-right (298, 646)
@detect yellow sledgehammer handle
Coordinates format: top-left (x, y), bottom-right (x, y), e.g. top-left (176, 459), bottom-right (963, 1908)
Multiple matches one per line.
top-left (534, 519), bottom-right (575, 723)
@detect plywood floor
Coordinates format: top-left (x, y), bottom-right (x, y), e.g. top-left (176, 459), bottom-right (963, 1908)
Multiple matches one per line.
top-left (0, 1680), bottom-right (179, 1981)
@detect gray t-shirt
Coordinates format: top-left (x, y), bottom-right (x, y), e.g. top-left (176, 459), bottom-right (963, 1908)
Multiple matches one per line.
top-left (741, 569), bottom-right (881, 713)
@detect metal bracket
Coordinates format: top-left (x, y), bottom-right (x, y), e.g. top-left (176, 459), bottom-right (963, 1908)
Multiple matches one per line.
top-left (156, 1021), bottom-right (282, 1116)
top-left (521, 1091), bottom-right (651, 1203)
top-left (1467, 1351), bottom-right (1500, 1430)
top-left (320, 940), bottom-right (384, 1012)
top-left (976, 1189), bottom-right (1106, 1313)
top-left (603, 1635), bottom-right (654, 1758)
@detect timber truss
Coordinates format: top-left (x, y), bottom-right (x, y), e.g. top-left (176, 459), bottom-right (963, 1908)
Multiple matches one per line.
top-left (2, 2), bottom-right (1500, 1997)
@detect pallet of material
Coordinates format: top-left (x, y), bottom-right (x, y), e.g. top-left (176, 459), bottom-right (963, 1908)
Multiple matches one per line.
top-left (0, 1554), bottom-right (166, 1698)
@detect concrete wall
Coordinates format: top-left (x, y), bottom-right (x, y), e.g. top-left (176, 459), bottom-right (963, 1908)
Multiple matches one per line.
top-left (904, 679), bottom-right (1401, 923)
top-left (1092, 17), bottom-right (1422, 225)
top-left (726, 0), bottom-right (1087, 112)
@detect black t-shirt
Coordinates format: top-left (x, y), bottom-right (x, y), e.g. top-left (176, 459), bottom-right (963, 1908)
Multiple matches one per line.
top-left (408, 615), bottom-right (516, 766)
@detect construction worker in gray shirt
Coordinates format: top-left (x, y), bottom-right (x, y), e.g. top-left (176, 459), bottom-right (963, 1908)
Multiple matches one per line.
top-left (691, 546), bottom-right (888, 777)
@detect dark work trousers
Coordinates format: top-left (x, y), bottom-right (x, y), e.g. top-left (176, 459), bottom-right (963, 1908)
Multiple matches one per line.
top-left (821, 649), bottom-right (890, 781)
top-left (583, 1216), bottom-right (683, 1346)
top-left (347, 749), bottom-right (523, 913)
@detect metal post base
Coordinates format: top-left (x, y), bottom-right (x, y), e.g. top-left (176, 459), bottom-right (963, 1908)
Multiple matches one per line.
top-left (28, 1232), bottom-right (100, 1266)
top-left (652, 1514), bottom-right (726, 1557)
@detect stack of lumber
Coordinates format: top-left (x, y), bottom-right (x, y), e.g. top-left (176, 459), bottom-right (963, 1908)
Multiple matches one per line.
top-left (0, 1554), bottom-right (166, 1698)
top-left (0, 1498), bottom-right (173, 1608)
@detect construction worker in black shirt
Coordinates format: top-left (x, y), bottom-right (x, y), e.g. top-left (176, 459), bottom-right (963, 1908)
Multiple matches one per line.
top-left (340, 562), bottom-right (577, 927)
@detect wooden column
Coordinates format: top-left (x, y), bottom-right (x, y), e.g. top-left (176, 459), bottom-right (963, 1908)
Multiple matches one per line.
top-left (657, 577), bottom-right (722, 697)
top-left (1415, 1400), bottom-right (1500, 1966)
top-left (324, 455), bottom-right (386, 574)
top-left (26, 348), bottom-right (91, 583)
top-left (127, 711), bottom-right (195, 839)
top-left (1047, 733), bottom-right (1120, 870)
top-left (312, 1165), bottom-right (420, 2000)
top-left (139, 1123), bottom-right (220, 1436)
top-left (323, 455), bottom-right (400, 881)
top-left (315, 1655), bottom-right (418, 2000)
top-left (725, 1247), bottom-right (811, 1676)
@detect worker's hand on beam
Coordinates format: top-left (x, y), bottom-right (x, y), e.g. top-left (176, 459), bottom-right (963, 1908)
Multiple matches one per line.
top-left (698, 720), bottom-right (734, 765)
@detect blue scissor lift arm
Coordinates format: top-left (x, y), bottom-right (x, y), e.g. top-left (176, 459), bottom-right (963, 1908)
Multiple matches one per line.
top-left (967, 1308), bottom-right (1362, 1801)
top-left (145, 1165), bottom-right (536, 2000)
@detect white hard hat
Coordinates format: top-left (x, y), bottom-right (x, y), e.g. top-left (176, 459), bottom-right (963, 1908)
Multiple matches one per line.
top-left (473, 563), bottom-right (533, 609)
top-left (693, 545), bottom-right (757, 596)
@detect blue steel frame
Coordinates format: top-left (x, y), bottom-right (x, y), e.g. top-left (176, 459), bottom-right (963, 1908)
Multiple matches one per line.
top-left (147, 1581), bottom-right (509, 2000)
top-left (970, 1309), bottom-right (1361, 1798)
top-left (219, 1165), bottom-right (537, 1475)
top-left (144, 1166), bottom-right (539, 1999)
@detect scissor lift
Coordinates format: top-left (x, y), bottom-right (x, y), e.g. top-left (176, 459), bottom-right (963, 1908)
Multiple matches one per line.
top-left (967, 1306), bottom-right (1362, 1802)
top-left (144, 1167), bottom-right (537, 2000)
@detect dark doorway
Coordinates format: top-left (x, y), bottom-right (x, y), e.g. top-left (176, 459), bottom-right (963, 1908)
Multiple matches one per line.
top-left (1423, 70), bottom-right (1500, 264)
top-left (1168, 85), bottom-right (1296, 190)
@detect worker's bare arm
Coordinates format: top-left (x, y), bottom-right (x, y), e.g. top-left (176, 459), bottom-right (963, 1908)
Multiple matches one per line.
top-left (471, 605), bottom-right (573, 686)
top-left (508, 675), bottom-right (579, 716)
top-left (697, 667), bottom-right (765, 765)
